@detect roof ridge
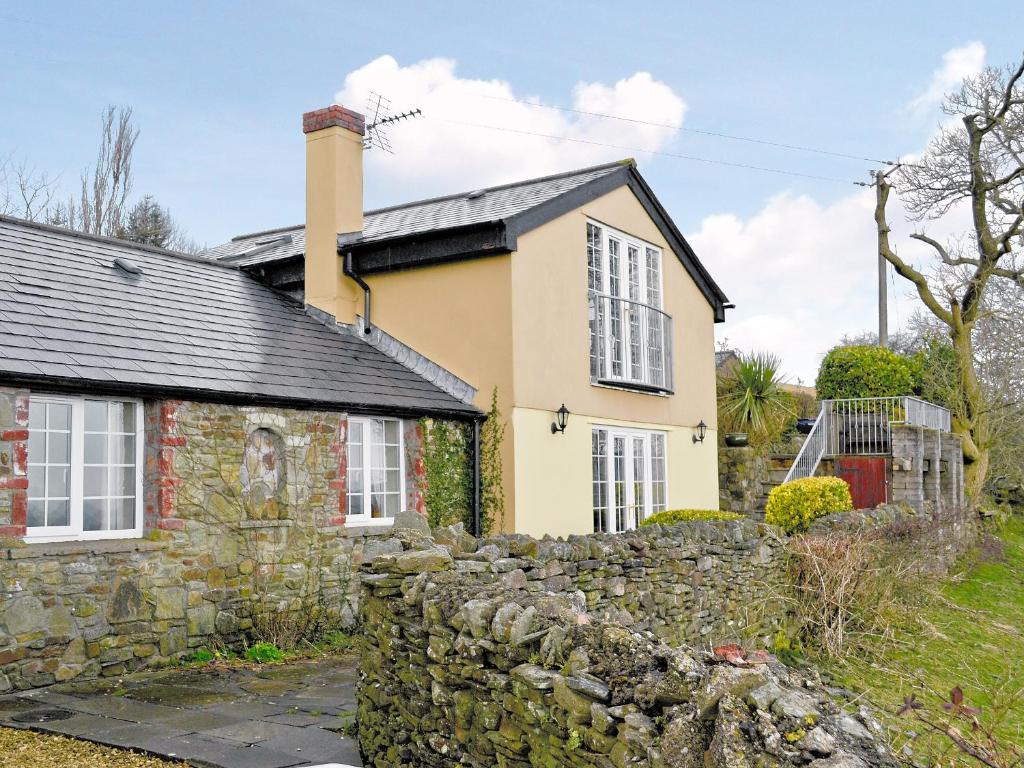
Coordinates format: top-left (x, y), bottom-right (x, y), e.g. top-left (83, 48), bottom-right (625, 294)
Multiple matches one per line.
top-left (364, 158), bottom-right (633, 216)
top-left (223, 159), bottom-right (635, 243)
top-left (0, 213), bottom-right (238, 272)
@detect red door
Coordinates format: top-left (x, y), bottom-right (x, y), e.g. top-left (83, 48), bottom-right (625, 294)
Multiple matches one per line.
top-left (834, 457), bottom-right (888, 509)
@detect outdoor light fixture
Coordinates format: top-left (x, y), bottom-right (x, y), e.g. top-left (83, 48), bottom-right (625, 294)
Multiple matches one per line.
top-left (692, 420), bottom-right (708, 444)
top-left (551, 404), bottom-right (571, 434)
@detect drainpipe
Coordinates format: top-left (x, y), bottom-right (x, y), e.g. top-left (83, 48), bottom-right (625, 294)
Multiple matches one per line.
top-left (342, 251), bottom-right (372, 334)
top-left (472, 416), bottom-right (483, 536)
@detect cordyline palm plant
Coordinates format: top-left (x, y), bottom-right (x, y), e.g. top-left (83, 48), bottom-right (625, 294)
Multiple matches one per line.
top-left (718, 352), bottom-right (795, 446)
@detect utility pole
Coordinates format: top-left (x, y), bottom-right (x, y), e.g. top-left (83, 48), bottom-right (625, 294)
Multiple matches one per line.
top-left (869, 166), bottom-right (901, 348)
top-left (876, 171), bottom-right (888, 348)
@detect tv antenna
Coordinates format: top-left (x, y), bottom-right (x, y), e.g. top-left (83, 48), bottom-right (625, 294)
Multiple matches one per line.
top-left (364, 91), bottom-right (422, 153)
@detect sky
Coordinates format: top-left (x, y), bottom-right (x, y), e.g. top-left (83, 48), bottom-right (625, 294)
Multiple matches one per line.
top-left (2, 1), bottom-right (1021, 382)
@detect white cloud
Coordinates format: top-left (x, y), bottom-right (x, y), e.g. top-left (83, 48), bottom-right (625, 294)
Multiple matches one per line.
top-left (691, 184), bottom-right (973, 384)
top-left (909, 41), bottom-right (986, 111)
top-left (335, 56), bottom-right (685, 199)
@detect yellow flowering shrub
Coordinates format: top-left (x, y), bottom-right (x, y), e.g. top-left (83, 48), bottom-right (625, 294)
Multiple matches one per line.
top-left (640, 509), bottom-right (744, 526)
top-left (765, 477), bottom-right (853, 533)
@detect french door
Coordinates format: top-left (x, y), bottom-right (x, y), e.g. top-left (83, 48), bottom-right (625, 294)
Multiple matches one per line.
top-left (592, 427), bottom-right (667, 533)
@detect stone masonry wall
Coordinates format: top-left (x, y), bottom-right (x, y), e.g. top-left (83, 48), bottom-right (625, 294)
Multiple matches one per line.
top-left (358, 526), bottom-right (900, 768)
top-left (0, 395), bottom-right (439, 692)
top-left (890, 425), bottom-right (964, 514)
top-left (718, 446), bottom-right (770, 517)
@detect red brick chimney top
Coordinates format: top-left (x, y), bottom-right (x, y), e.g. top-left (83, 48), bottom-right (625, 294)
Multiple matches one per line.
top-left (303, 105), bottom-right (366, 136)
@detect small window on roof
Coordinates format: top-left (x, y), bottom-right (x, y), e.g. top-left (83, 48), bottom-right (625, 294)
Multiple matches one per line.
top-left (113, 257), bottom-right (144, 275)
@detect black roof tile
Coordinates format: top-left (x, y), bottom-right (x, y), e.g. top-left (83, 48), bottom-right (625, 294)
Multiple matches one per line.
top-left (0, 216), bottom-right (479, 418)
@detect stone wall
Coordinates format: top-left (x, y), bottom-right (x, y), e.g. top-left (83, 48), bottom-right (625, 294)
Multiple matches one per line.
top-left (0, 395), bottom-right (441, 692)
top-left (890, 426), bottom-right (964, 514)
top-left (718, 446), bottom-right (771, 516)
top-left (358, 526), bottom-right (900, 768)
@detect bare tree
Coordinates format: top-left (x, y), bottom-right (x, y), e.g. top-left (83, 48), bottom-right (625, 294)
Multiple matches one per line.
top-left (0, 154), bottom-right (57, 221)
top-left (49, 106), bottom-right (139, 236)
top-left (875, 54), bottom-right (1024, 501)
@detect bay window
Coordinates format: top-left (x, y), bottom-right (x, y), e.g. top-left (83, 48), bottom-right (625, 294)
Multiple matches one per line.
top-left (587, 222), bottom-right (673, 392)
top-left (346, 417), bottom-right (405, 525)
top-left (591, 426), bottom-right (667, 533)
top-left (26, 395), bottom-right (143, 542)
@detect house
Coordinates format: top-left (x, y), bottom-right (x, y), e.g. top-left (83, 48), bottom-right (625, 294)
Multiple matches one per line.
top-left (0, 209), bottom-right (480, 688)
top-left (210, 105), bottom-right (731, 538)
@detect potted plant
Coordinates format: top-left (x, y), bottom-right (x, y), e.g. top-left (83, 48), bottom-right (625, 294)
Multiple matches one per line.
top-left (717, 352), bottom-right (794, 449)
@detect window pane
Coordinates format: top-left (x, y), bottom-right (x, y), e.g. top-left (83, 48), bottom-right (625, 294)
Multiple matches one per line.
top-left (384, 419), bottom-right (399, 444)
top-left (47, 466), bottom-right (70, 498)
top-left (84, 466), bottom-right (106, 497)
top-left (384, 493), bottom-right (399, 518)
top-left (370, 467), bottom-right (385, 495)
top-left (27, 499), bottom-right (44, 527)
top-left (47, 431), bottom-right (70, 464)
top-left (110, 402), bottom-right (135, 433)
top-left (386, 469), bottom-right (401, 494)
top-left (29, 400), bottom-right (44, 429)
top-left (110, 466), bottom-right (134, 497)
top-left (349, 420), bottom-right (363, 443)
top-left (348, 467), bottom-right (364, 494)
top-left (28, 466), bottom-right (44, 497)
top-left (613, 437), bottom-right (627, 532)
top-left (385, 445), bottom-right (400, 468)
top-left (47, 499), bottom-right (70, 527)
top-left (592, 429), bottom-right (608, 533)
top-left (370, 493), bottom-right (384, 519)
top-left (110, 497), bottom-right (135, 530)
top-left (28, 430), bottom-right (44, 462)
top-left (48, 403), bottom-right (70, 431)
top-left (84, 433), bottom-right (106, 464)
top-left (347, 492), bottom-right (363, 517)
top-left (84, 400), bottom-right (106, 432)
top-left (111, 435), bottom-right (135, 465)
top-left (84, 498), bottom-right (105, 531)
top-left (347, 440), bottom-right (363, 469)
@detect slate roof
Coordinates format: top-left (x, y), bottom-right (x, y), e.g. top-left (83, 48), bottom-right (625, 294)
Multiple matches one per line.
top-left (207, 161), bottom-right (628, 267)
top-left (0, 216), bottom-right (479, 417)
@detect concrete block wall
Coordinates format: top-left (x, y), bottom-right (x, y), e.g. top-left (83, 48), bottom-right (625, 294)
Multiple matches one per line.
top-left (890, 425), bottom-right (963, 514)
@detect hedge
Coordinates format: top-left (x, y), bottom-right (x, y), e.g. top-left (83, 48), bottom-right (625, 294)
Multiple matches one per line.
top-left (765, 477), bottom-right (853, 533)
top-left (815, 345), bottom-right (918, 400)
top-left (640, 509), bottom-right (745, 526)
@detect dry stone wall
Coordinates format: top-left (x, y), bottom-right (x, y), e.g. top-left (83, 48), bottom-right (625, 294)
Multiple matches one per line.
top-left (358, 526), bottom-right (900, 768)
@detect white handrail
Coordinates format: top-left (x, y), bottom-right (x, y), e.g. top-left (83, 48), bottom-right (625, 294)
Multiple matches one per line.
top-left (783, 396), bottom-right (951, 483)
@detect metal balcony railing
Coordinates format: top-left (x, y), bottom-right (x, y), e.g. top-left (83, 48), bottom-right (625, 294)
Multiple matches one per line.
top-left (784, 396), bottom-right (952, 483)
top-left (589, 291), bottom-right (673, 392)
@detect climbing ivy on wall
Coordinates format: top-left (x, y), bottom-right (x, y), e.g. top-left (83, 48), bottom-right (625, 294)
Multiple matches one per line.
top-left (420, 417), bottom-right (472, 529)
top-left (420, 387), bottom-right (506, 535)
top-left (479, 387), bottom-right (505, 535)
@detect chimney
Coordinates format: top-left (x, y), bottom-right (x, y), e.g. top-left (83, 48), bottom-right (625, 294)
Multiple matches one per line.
top-left (302, 105), bottom-right (365, 324)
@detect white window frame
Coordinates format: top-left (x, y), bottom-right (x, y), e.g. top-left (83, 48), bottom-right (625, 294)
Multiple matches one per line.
top-left (591, 425), bottom-right (668, 533)
top-left (25, 394), bottom-right (145, 543)
top-left (345, 416), bottom-right (406, 527)
top-left (586, 219), bottom-right (671, 391)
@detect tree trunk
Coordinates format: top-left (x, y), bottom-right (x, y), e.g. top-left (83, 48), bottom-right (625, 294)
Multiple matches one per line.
top-left (951, 323), bottom-right (990, 502)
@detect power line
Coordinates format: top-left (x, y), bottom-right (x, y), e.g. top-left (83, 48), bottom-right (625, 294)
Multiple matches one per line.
top-left (437, 118), bottom-right (864, 185)
top-left (473, 93), bottom-right (898, 166)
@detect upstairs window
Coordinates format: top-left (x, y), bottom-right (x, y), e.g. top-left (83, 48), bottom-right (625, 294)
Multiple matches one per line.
top-left (26, 396), bottom-right (143, 542)
top-left (587, 222), bottom-right (673, 392)
top-left (346, 417), bottom-right (405, 525)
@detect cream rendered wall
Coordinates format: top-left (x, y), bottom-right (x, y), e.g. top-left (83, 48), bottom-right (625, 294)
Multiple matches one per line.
top-left (513, 408), bottom-right (718, 538)
top-left (509, 185), bottom-right (720, 533)
top-left (363, 255), bottom-right (521, 531)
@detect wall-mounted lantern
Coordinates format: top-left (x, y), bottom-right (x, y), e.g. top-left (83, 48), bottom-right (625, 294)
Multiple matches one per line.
top-left (551, 404), bottom-right (571, 435)
top-left (692, 420), bottom-right (708, 444)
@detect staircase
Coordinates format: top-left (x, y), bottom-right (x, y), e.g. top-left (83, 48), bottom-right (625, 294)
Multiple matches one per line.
top-left (755, 454), bottom-right (799, 511)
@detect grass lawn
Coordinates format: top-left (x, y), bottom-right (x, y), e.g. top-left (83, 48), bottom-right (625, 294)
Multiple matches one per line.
top-left (0, 727), bottom-right (186, 767)
top-left (827, 514), bottom-right (1024, 762)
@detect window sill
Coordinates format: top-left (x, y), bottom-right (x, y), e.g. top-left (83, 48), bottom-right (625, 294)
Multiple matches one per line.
top-left (3, 538), bottom-right (162, 560)
top-left (592, 379), bottom-right (673, 396)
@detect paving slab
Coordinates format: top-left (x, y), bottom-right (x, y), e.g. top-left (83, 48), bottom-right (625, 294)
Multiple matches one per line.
top-left (0, 654), bottom-right (363, 767)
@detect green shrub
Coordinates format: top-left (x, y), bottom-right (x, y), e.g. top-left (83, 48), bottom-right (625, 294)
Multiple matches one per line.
top-left (815, 345), bottom-right (918, 400)
top-left (244, 642), bottom-right (285, 664)
top-left (641, 509), bottom-right (744, 526)
top-left (765, 477), bottom-right (853, 533)
top-left (184, 648), bottom-right (215, 664)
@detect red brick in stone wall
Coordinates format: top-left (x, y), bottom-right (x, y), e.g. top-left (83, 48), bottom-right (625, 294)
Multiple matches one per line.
top-left (0, 389), bottom-right (29, 537)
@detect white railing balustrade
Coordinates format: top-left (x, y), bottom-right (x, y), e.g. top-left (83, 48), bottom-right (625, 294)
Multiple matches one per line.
top-left (589, 291), bottom-right (673, 392)
top-left (784, 396), bottom-right (952, 483)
